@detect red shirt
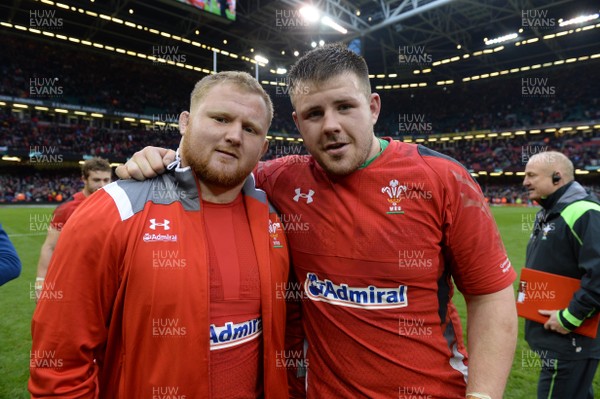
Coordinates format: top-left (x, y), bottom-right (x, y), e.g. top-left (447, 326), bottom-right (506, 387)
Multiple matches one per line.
top-left (50, 192), bottom-right (86, 231)
top-left (204, 195), bottom-right (263, 398)
top-left (257, 139), bottom-right (516, 398)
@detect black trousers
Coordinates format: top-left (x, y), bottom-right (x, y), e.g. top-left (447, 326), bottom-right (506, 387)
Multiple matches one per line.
top-left (538, 357), bottom-right (599, 399)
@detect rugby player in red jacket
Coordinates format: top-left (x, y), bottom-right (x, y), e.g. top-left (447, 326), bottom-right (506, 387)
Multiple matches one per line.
top-left (30, 72), bottom-right (291, 398)
top-left (117, 45), bottom-right (518, 399)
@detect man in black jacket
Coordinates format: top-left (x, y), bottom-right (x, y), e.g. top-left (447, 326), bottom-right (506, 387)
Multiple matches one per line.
top-left (523, 151), bottom-right (600, 399)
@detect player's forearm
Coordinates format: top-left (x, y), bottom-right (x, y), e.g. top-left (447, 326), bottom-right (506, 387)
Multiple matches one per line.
top-left (464, 285), bottom-right (517, 398)
top-left (36, 245), bottom-right (53, 279)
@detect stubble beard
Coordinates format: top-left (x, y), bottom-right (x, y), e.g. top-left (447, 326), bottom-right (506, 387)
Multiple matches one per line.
top-left (181, 136), bottom-right (249, 189)
top-left (317, 140), bottom-right (371, 177)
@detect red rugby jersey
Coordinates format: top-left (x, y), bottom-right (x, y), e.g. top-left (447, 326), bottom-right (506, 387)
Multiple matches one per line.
top-left (204, 195), bottom-right (263, 398)
top-left (50, 192), bottom-right (87, 231)
top-left (257, 139), bottom-right (515, 398)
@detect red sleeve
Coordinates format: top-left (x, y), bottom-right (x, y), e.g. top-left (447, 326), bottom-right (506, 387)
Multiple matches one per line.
top-left (49, 202), bottom-right (72, 231)
top-left (437, 161), bottom-right (516, 295)
top-left (255, 156), bottom-right (307, 199)
top-left (30, 191), bottom-right (123, 398)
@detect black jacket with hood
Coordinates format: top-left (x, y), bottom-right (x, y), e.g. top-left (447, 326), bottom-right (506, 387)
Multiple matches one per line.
top-left (524, 181), bottom-right (600, 360)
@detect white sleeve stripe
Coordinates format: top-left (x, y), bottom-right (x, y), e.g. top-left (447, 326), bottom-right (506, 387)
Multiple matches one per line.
top-left (103, 183), bottom-right (134, 221)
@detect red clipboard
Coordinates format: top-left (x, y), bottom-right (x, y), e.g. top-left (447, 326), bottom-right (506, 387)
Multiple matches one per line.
top-left (516, 268), bottom-right (600, 338)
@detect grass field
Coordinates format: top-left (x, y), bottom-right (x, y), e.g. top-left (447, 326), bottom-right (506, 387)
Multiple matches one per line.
top-left (1, 205), bottom-right (598, 397)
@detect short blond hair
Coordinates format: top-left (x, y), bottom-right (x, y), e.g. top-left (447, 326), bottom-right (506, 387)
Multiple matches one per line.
top-left (190, 71), bottom-right (273, 124)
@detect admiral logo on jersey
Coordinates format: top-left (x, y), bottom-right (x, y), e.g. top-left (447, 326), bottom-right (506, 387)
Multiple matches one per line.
top-left (143, 233), bottom-right (178, 242)
top-left (210, 317), bottom-right (262, 350)
top-left (304, 273), bottom-right (408, 309)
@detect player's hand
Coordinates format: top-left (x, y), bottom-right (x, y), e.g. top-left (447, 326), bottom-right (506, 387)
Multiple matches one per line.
top-left (115, 147), bottom-right (176, 180)
top-left (539, 309), bottom-right (569, 335)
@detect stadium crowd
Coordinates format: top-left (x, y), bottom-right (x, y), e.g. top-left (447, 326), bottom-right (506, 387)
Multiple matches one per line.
top-left (1, 34), bottom-right (598, 204)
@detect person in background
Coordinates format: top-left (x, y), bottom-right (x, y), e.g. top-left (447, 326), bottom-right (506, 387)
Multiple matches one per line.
top-left (523, 151), bottom-right (600, 399)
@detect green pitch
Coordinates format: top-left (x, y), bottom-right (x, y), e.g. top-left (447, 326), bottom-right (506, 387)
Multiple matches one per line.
top-left (0, 206), bottom-right (598, 397)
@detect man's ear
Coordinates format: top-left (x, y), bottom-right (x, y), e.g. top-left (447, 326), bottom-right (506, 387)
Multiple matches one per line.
top-left (292, 111), bottom-right (299, 132)
top-left (260, 138), bottom-right (269, 159)
top-left (369, 93), bottom-right (381, 126)
top-left (179, 111), bottom-right (190, 137)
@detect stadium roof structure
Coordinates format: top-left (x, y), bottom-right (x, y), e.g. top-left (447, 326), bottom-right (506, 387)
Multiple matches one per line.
top-left (2, 0), bottom-right (600, 86)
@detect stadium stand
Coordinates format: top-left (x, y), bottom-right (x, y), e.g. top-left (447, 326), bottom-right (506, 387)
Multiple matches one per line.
top-left (0, 35), bottom-right (598, 203)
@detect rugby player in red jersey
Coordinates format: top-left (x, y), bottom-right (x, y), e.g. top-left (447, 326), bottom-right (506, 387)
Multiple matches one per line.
top-left (30, 72), bottom-right (291, 398)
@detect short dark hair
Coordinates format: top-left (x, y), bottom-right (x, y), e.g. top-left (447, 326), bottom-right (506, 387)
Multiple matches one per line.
top-left (190, 71), bottom-right (273, 126)
top-left (82, 157), bottom-right (111, 179)
top-left (287, 43), bottom-right (371, 106)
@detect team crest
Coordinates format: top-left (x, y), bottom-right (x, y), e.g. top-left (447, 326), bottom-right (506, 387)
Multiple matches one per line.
top-left (541, 223), bottom-right (555, 240)
top-left (381, 179), bottom-right (407, 214)
top-left (269, 219), bottom-right (283, 248)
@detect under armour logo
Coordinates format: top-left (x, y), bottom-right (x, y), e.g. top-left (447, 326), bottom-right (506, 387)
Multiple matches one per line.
top-left (293, 188), bottom-right (314, 203)
top-left (149, 219), bottom-right (170, 230)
